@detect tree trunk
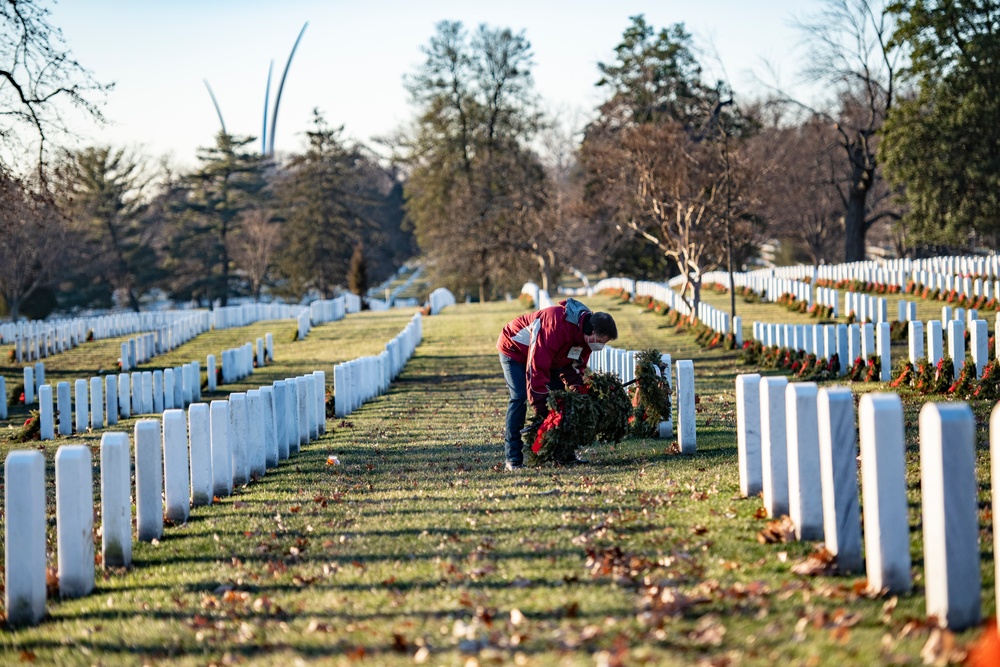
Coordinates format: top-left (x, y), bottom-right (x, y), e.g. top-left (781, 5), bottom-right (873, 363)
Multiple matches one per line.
top-left (690, 276), bottom-right (702, 325)
top-left (536, 254), bottom-right (551, 293)
top-left (844, 188), bottom-right (868, 262)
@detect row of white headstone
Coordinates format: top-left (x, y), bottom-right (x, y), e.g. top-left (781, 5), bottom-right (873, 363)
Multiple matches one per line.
top-left (905, 318), bottom-right (994, 379)
top-left (592, 277), bottom-right (694, 320)
top-left (753, 315), bottom-right (997, 383)
top-left (736, 375), bottom-right (994, 631)
top-left (752, 321), bottom-right (892, 380)
top-left (28, 330), bottom-right (277, 438)
top-left (587, 348), bottom-right (697, 450)
top-left (3, 369), bottom-right (328, 627)
top-left (334, 313), bottom-right (423, 417)
top-left (702, 255), bottom-right (1000, 308)
top-left (32, 361), bottom-right (204, 440)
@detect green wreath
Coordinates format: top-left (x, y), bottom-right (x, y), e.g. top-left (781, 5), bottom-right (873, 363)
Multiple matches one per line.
top-left (584, 371), bottom-right (630, 444)
top-left (629, 349), bottom-right (672, 437)
top-left (525, 390), bottom-right (597, 465)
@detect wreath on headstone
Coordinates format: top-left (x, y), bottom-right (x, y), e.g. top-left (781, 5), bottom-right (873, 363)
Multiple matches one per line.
top-left (13, 410), bottom-right (40, 443)
top-left (522, 371), bottom-right (630, 465)
top-left (629, 349), bottom-right (672, 437)
top-left (584, 371), bottom-right (631, 444)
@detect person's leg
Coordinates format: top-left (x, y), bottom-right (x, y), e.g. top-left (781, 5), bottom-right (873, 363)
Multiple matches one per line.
top-left (499, 353), bottom-right (527, 465)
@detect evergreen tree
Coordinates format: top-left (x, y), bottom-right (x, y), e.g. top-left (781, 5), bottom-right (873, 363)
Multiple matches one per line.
top-left (165, 132), bottom-right (267, 306)
top-left (274, 112), bottom-right (370, 299)
top-left (882, 0), bottom-right (1000, 246)
top-left (55, 146), bottom-right (162, 311)
top-left (402, 21), bottom-right (547, 301)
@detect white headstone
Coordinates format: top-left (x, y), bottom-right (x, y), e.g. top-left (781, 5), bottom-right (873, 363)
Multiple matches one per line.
top-left (760, 376), bottom-right (789, 518)
top-left (736, 374), bottom-right (762, 497)
top-left (56, 445), bottom-right (95, 598)
top-left (305, 377), bottom-right (318, 441)
top-left (207, 354), bottom-right (217, 392)
top-left (90, 376), bottom-right (103, 429)
top-left (22, 366), bottom-right (34, 405)
top-left (141, 371), bottom-right (153, 415)
top-left (908, 321), bottom-right (924, 364)
top-left (928, 320), bottom-right (944, 365)
top-left (105, 375), bottom-right (118, 426)
top-left (273, 380), bottom-right (289, 460)
top-left (162, 409), bottom-right (190, 523)
top-left (134, 419), bottom-right (163, 542)
top-left (4, 450), bottom-right (45, 626)
top-left (152, 370), bottom-right (164, 413)
top-left (130, 371), bottom-right (142, 415)
top-left (118, 374), bottom-right (130, 419)
top-left (785, 382), bottom-right (823, 541)
top-left (313, 371), bottom-right (326, 435)
top-left (919, 402), bottom-right (980, 630)
top-left (188, 403), bottom-right (212, 507)
top-left (288, 379), bottom-right (300, 455)
top-left (947, 319), bottom-right (965, 379)
top-left (74, 378), bottom-right (88, 433)
top-left (817, 387), bottom-right (862, 573)
top-left (676, 360), bottom-right (695, 453)
top-left (38, 384), bottom-right (54, 440)
top-left (229, 393), bottom-right (250, 486)
top-left (210, 400), bottom-right (233, 498)
top-left (261, 386), bottom-right (278, 468)
top-left (876, 322), bottom-right (891, 381)
top-left (246, 390), bottom-right (266, 480)
top-left (296, 377), bottom-right (309, 447)
top-left (164, 368), bottom-right (175, 410)
top-left (100, 432), bottom-right (132, 569)
top-left (971, 319), bottom-right (988, 378)
top-left (858, 394), bottom-right (911, 594)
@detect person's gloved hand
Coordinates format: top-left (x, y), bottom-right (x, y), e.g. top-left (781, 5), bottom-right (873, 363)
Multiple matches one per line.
top-left (570, 383), bottom-right (588, 395)
top-left (529, 390), bottom-right (549, 417)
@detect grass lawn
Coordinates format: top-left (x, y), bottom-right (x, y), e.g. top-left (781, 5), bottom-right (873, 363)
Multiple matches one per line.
top-left (0, 297), bottom-right (992, 665)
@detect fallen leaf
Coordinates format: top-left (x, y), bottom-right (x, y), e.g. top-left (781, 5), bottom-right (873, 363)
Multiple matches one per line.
top-left (757, 515), bottom-right (795, 544)
top-left (790, 546), bottom-right (838, 576)
top-left (921, 626), bottom-right (966, 666)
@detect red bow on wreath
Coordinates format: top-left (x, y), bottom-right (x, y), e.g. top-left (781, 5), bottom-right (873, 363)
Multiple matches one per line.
top-left (532, 410), bottom-right (563, 453)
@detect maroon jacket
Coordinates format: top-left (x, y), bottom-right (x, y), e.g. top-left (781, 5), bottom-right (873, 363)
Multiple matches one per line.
top-left (497, 298), bottom-right (592, 410)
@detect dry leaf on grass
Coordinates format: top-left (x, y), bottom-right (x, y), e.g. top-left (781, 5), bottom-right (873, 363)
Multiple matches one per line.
top-left (790, 546), bottom-right (838, 576)
top-left (921, 627), bottom-right (966, 665)
top-left (757, 515), bottom-right (795, 544)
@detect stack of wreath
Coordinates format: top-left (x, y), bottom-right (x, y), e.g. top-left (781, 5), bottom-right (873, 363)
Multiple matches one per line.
top-left (524, 370), bottom-right (631, 465)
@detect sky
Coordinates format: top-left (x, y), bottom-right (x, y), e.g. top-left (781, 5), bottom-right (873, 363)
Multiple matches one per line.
top-left (48, 0), bottom-right (813, 168)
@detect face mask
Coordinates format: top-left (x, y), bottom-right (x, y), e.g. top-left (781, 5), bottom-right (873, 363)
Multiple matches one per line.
top-left (588, 342), bottom-right (605, 352)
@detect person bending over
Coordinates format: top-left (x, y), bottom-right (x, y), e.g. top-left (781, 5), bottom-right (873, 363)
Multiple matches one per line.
top-left (496, 298), bottom-right (617, 470)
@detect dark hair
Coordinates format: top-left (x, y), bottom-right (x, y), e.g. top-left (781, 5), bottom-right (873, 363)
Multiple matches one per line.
top-left (591, 312), bottom-right (617, 340)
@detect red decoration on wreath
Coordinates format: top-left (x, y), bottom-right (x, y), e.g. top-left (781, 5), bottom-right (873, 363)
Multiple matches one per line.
top-left (532, 410), bottom-right (563, 453)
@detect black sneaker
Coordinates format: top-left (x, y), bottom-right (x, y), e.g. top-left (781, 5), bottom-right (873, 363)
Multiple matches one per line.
top-left (505, 461), bottom-right (524, 471)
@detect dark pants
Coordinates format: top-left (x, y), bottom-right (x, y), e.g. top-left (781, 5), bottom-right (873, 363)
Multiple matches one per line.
top-left (499, 353), bottom-right (527, 464)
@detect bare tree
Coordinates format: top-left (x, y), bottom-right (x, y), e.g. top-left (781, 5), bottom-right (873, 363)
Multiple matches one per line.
top-left (794, 0), bottom-right (900, 261)
top-left (227, 207), bottom-right (280, 302)
top-left (0, 170), bottom-right (66, 318)
top-left (757, 116), bottom-right (844, 266)
top-left (0, 1), bottom-right (111, 174)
